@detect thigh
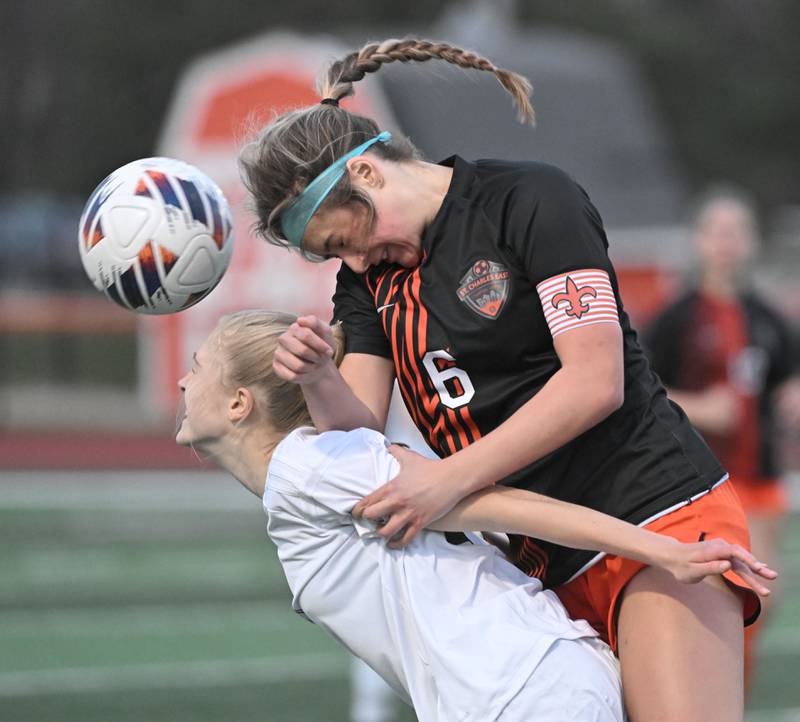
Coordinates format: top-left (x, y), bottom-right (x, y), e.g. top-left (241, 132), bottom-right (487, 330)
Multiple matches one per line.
top-left (499, 638), bottom-right (624, 721)
top-left (617, 565), bottom-right (744, 722)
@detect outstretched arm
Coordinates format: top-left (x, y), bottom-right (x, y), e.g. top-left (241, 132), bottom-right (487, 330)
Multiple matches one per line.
top-left (429, 484), bottom-right (777, 594)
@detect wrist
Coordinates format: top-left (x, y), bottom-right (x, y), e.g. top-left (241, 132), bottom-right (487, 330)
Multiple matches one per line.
top-left (642, 532), bottom-right (679, 569)
top-left (443, 449), bottom-right (494, 496)
top-left (298, 357), bottom-right (340, 388)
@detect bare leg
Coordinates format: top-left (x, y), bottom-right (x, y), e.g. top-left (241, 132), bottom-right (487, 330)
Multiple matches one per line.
top-left (617, 565), bottom-right (744, 722)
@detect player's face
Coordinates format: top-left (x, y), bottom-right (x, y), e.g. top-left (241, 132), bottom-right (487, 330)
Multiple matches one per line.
top-left (175, 339), bottom-right (231, 449)
top-left (695, 201), bottom-right (756, 277)
top-left (303, 199), bottom-right (424, 273)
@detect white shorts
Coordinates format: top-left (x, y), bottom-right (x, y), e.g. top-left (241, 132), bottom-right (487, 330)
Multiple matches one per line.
top-left (499, 637), bottom-right (624, 721)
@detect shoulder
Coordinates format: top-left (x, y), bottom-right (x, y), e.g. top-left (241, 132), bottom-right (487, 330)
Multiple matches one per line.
top-left (653, 289), bottom-right (698, 322)
top-left (469, 159), bottom-right (603, 253)
top-left (471, 159), bottom-right (584, 209)
top-left (742, 291), bottom-right (790, 327)
top-left (269, 426), bottom-right (388, 490)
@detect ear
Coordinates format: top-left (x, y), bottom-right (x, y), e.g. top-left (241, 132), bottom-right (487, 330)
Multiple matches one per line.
top-left (346, 156), bottom-right (383, 189)
top-left (229, 387), bottom-right (255, 424)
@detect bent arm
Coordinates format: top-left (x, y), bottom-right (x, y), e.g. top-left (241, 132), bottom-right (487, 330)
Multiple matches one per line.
top-left (445, 323), bottom-right (623, 497)
top-left (302, 353), bottom-right (395, 432)
top-left (273, 315), bottom-right (395, 433)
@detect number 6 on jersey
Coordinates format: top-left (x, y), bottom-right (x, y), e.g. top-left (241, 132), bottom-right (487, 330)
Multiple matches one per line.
top-left (423, 350), bottom-right (475, 409)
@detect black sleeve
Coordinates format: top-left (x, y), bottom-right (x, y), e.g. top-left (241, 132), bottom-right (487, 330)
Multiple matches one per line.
top-left (501, 165), bottom-right (615, 287)
top-left (331, 263), bottom-right (391, 358)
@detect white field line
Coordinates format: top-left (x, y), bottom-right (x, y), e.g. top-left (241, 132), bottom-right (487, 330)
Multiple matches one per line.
top-left (2, 471), bottom-right (799, 511)
top-left (0, 600), bottom-right (297, 636)
top-left (0, 652), bottom-right (346, 697)
top-left (0, 471), bottom-right (252, 511)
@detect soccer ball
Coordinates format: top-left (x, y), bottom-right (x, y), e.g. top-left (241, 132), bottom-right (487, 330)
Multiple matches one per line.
top-left (78, 157), bottom-right (234, 314)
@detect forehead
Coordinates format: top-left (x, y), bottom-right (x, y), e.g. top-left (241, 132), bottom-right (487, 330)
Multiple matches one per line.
top-left (700, 201), bottom-right (752, 229)
top-left (195, 335), bottom-right (219, 364)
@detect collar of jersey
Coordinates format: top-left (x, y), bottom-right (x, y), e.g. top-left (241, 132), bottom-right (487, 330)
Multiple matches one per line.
top-left (419, 155), bottom-right (476, 255)
top-left (281, 131), bottom-right (392, 249)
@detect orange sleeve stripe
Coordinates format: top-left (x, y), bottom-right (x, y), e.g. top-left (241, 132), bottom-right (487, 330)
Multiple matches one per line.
top-left (400, 273), bottom-right (443, 448)
top-left (458, 406), bottom-right (482, 444)
top-left (412, 272), bottom-right (473, 453)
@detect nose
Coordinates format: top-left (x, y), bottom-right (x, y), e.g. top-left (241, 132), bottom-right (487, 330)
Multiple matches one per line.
top-left (342, 253), bottom-right (369, 274)
top-left (177, 373), bottom-right (188, 391)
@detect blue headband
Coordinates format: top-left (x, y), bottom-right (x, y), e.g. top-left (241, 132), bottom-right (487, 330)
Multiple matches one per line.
top-left (281, 131), bottom-right (392, 248)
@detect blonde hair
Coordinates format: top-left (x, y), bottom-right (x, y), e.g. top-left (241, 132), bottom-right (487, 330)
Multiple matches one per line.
top-left (239, 38), bottom-right (533, 254)
top-left (214, 310), bottom-right (345, 434)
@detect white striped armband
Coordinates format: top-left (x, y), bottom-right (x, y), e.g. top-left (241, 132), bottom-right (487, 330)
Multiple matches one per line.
top-left (536, 269), bottom-right (619, 338)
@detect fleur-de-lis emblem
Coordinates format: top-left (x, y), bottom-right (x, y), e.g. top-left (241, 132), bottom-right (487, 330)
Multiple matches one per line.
top-left (551, 276), bottom-right (597, 319)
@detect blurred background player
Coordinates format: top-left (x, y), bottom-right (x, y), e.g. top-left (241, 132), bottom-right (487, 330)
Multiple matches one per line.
top-left (644, 187), bottom-right (800, 688)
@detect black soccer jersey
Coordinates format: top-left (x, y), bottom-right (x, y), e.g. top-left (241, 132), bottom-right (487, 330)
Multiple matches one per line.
top-left (333, 156), bottom-right (726, 587)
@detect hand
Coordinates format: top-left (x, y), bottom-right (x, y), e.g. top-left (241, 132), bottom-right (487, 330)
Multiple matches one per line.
top-left (659, 537), bottom-right (777, 596)
top-left (273, 315), bottom-right (336, 385)
top-left (700, 385), bottom-right (741, 435)
top-left (352, 445), bottom-right (467, 548)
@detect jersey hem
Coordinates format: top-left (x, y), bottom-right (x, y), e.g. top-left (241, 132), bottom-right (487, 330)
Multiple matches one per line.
top-left (561, 474), bottom-right (730, 585)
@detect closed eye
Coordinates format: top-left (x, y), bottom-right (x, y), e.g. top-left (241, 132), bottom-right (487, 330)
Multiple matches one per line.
top-left (322, 237), bottom-right (345, 260)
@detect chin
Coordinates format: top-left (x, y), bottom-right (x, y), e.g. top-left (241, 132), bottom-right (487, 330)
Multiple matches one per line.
top-left (175, 421), bottom-right (192, 447)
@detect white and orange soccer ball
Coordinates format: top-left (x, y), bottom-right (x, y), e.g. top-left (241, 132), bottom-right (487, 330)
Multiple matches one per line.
top-left (78, 157), bottom-right (234, 314)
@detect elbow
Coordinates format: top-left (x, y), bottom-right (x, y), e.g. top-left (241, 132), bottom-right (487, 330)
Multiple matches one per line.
top-left (599, 378), bottom-right (624, 418)
top-left (589, 373), bottom-right (624, 422)
top-left (607, 379), bottom-right (625, 414)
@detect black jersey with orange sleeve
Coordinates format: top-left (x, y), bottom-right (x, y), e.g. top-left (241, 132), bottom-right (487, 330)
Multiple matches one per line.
top-left (333, 156), bottom-right (726, 587)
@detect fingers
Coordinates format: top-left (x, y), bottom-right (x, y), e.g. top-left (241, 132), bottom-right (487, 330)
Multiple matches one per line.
top-left (352, 485), bottom-right (391, 519)
top-left (729, 545), bottom-right (778, 580)
top-left (282, 322), bottom-right (335, 358)
top-left (377, 509), bottom-right (414, 542)
top-left (272, 358), bottom-right (296, 382)
top-left (361, 499), bottom-right (400, 523)
top-left (694, 539), bottom-right (779, 581)
top-left (297, 315), bottom-right (335, 345)
top-left (388, 522), bottom-right (423, 549)
top-left (696, 560), bottom-right (732, 579)
top-left (730, 560), bottom-right (772, 597)
top-left (386, 444), bottom-right (423, 462)
top-left (273, 321), bottom-right (336, 382)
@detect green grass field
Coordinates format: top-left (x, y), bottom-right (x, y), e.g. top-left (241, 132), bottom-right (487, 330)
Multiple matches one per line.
top-left (1, 471), bottom-right (798, 721)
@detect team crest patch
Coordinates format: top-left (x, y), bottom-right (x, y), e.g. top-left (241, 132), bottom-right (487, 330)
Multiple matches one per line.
top-left (456, 259), bottom-right (510, 320)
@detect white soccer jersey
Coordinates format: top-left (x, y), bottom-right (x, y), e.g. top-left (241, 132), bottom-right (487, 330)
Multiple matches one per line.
top-left (263, 427), bottom-right (605, 721)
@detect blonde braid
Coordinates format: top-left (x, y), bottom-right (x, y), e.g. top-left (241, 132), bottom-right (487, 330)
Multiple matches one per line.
top-left (318, 38), bottom-right (535, 124)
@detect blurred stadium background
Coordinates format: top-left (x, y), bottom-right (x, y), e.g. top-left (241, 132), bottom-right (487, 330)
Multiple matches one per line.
top-left (1, 1), bottom-right (798, 720)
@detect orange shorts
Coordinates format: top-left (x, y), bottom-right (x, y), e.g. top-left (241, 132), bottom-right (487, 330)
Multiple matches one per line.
top-left (730, 476), bottom-right (788, 516)
top-left (555, 480), bottom-right (760, 653)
